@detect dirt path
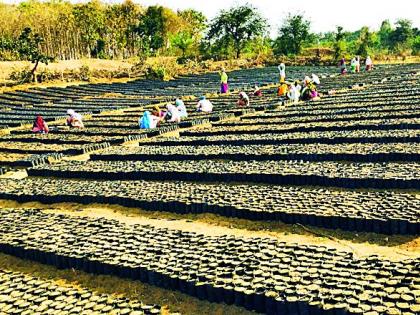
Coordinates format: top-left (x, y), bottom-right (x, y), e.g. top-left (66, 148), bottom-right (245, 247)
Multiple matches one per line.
top-left (0, 199), bottom-right (417, 261)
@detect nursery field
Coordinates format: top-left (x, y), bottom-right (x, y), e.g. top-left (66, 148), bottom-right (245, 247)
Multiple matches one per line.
top-left (0, 64), bottom-right (419, 314)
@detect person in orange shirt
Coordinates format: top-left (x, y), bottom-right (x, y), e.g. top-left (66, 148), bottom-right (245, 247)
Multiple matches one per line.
top-left (277, 82), bottom-right (288, 96)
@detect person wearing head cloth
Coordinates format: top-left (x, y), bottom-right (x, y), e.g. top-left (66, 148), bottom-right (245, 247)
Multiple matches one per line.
top-left (287, 82), bottom-right (300, 104)
top-left (277, 81), bottom-right (289, 97)
top-left (339, 57), bottom-right (347, 74)
top-left (165, 103), bottom-right (181, 123)
top-left (311, 74), bottom-right (320, 85)
top-left (301, 76), bottom-right (319, 101)
top-left (32, 114), bottom-right (49, 133)
top-left (253, 84), bottom-right (262, 96)
top-left (350, 57), bottom-right (357, 73)
top-left (139, 110), bottom-right (159, 129)
top-left (355, 56), bottom-right (361, 72)
top-left (175, 98), bottom-right (188, 118)
top-left (237, 91), bottom-right (250, 107)
top-left (278, 63), bottom-right (286, 83)
top-left (219, 68), bottom-right (229, 94)
top-left (66, 109), bottom-right (84, 128)
top-left (365, 56), bottom-right (373, 71)
top-left (196, 96), bottom-right (213, 113)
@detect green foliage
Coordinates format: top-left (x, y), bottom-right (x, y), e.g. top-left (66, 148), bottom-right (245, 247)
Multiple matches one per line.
top-left (378, 20), bottom-right (392, 50)
top-left (144, 58), bottom-right (179, 81)
top-left (136, 6), bottom-right (166, 53)
top-left (412, 36), bottom-right (420, 55)
top-left (178, 9), bottom-right (207, 37)
top-left (356, 27), bottom-right (373, 57)
top-left (170, 31), bottom-right (194, 58)
top-left (0, 1), bottom-right (419, 65)
top-left (333, 26), bottom-right (346, 60)
top-left (274, 14), bottom-right (312, 56)
top-left (389, 19), bottom-right (414, 53)
top-left (0, 27), bottom-right (54, 82)
top-left (73, 0), bottom-right (105, 57)
top-left (207, 4), bottom-right (268, 58)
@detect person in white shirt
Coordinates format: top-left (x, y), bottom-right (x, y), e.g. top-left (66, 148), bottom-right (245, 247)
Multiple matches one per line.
top-left (175, 98), bottom-right (188, 118)
top-left (287, 81), bottom-right (301, 104)
top-left (237, 91), bottom-right (249, 106)
top-left (278, 63), bottom-right (286, 82)
top-left (165, 104), bottom-right (181, 123)
top-left (365, 56), bottom-right (373, 71)
top-left (196, 96), bottom-right (213, 113)
top-left (356, 56), bottom-right (361, 72)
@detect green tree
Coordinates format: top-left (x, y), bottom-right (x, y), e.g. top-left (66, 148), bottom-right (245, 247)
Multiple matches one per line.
top-left (389, 19), bottom-right (414, 52)
top-left (73, 0), bottom-right (105, 58)
top-left (333, 26), bottom-right (346, 60)
top-left (274, 13), bottom-right (312, 55)
top-left (356, 26), bottom-right (373, 56)
top-left (170, 31), bottom-right (194, 58)
top-left (178, 9), bottom-right (207, 38)
top-left (378, 19), bottom-right (392, 50)
top-left (136, 6), bottom-right (166, 53)
top-left (207, 4), bottom-right (267, 58)
top-left (0, 27), bottom-right (53, 82)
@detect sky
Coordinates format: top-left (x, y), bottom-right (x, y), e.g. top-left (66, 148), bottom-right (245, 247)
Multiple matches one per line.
top-left (3, 0), bottom-right (420, 34)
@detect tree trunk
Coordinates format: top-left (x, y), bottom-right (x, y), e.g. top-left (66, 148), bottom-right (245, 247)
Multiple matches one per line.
top-left (31, 60), bottom-right (40, 83)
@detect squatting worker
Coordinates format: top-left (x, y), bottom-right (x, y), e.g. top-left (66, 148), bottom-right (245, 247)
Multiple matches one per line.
top-left (237, 92), bottom-right (250, 107)
top-left (32, 114), bottom-right (49, 133)
top-left (66, 109), bottom-right (84, 128)
top-left (196, 96), bottom-right (213, 113)
top-left (254, 84), bottom-right (262, 96)
top-left (278, 82), bottom-right (288, 97)
top-left (139, 111), bottom-right (159, 129)
top-left (219, 68), bottom-right (229, 94)
top-left (165, 103), bottom-right (181, 123)
top-left (175, 98), bottom-right (188, 118)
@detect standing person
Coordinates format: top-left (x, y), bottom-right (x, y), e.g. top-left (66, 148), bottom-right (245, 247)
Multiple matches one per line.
top-left (175, 98), bottom-right (188, 118)
top-left (278, 63), bottom-right (286, 82)
top-left (339, 57), bottom-right (347, 74)
top-left (32, 114), bottom-right (49, 133)
top-left (350, 57), bottom-right (357, 73)
top-left (237, 92), bottom-right (249, 106)
top-left (365, 56), bottom-right (373, 71)
top-left (287, 82), bottom-right (301, 104)
top-left (165, 104), bottom-right (181, 123)
top-left (356, 56), bottom-right (361, 72)
top-left (219, 68), bottom-right (229, 94)
top-left (196, 96), bottom-right (213, 113)
top-left (66, 109), bottom-right (84, 128)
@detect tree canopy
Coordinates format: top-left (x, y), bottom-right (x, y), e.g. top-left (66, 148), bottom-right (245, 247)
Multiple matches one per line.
top-left (274, 14), bottom-right (312, 56)
top-left (207, 4), bottom-right (268, 58)
top-left (0, 0), bottom-right (418, 64)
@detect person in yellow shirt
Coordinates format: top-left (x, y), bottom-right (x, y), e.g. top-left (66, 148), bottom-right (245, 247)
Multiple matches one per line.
top-left (219, 68), bottom-right (229, 93)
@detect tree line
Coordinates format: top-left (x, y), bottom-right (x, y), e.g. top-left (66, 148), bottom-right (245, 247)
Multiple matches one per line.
top-left (0, 0), bottom-right (418, 64)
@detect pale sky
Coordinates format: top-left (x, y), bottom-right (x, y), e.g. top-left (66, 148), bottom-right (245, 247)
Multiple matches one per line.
top-left (4, 0), bottom-right (420, 34)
